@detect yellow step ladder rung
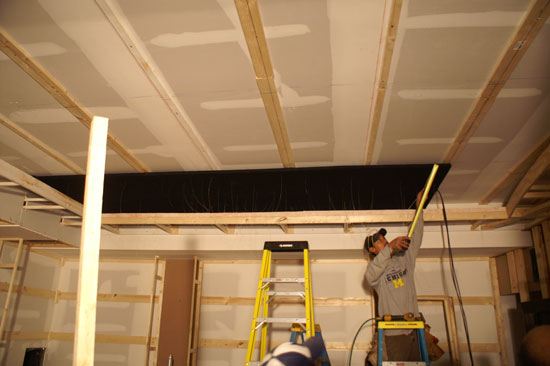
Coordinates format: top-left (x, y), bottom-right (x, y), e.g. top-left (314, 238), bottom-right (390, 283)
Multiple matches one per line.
top-left (245, 241), bottom-right (315, 365)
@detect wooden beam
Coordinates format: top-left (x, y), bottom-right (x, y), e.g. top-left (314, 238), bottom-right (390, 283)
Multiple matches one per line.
top-left (506, 144), bottom-right (550, 217)
top-left (523, 191), bottom-right (550, 199)
top-left (480, 137), bottom-right (550, 205)
top-left (0, 29), bottom-right (150, 173)
top-left (0, 113), bottom-right (85, 174)
top-left (530, 184), bottom-right (550, 191)
top-left (0, 158), bottom-right (83, 216)
top-left (73, 116), bottom-right (108, 366)
top-left (95, 0), bottom-right (219, 170)
top-left (443, 0), bottom-right (550, 164)
top-left (483, 201), bottom-right (550, 230)
top-left (490, 258), bottom-right (509, 365)
top-left (144, 257), bottom-right (160, 366)
top-left (532, 226), bottom-right (550, 298)
top-left (364, 0), bottom-right (403, 164)
top-left (542, 220), bottom-right (550, 274)
top-left (514, 248), bottom-right (530, 302)
top-left (278, 224), bottom-right (293, 234)
top-left (523, 209), bottom-right (550, 230)
top-left (157, 225), bottom-right (179, 235)
top-left (234, 0), bottom-right (294, 167)
top-left (506, 251), bottom-right (519, 293)
top-left (97, 206), bottom-right (526, 226)
top-left (215, 224), bottom-right (235, 234)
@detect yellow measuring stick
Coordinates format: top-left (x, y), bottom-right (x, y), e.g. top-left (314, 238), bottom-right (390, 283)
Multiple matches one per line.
top-left (408, 164), bottom-right (439, 238)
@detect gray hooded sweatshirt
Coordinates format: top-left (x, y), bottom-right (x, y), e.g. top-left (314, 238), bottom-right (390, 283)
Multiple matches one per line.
top-left (365, 214), bottom-right (424, 329)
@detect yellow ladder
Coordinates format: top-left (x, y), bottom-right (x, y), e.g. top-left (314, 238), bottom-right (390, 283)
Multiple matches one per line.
top-left (245, 241), bottom-right (315, 366)
top-left (0, 238), bottom-right (24, 341)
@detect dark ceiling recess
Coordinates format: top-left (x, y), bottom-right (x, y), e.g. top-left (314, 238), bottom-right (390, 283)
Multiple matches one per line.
top-left (37, 164), bottom-right (450, 213)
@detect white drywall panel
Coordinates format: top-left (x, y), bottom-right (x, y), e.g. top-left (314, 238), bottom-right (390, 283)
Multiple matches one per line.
top-left (416, 260), bottom-right (493, 296)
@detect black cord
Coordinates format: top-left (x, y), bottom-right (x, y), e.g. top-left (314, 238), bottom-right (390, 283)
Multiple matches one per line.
top-left (348, 318), bottom-right (376, 366)
top-left (437, 190), bottom-right (474, 365)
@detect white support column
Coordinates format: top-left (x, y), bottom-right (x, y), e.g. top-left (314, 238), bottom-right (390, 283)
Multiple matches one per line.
top-left (73, 116), bottom-right (109, 366)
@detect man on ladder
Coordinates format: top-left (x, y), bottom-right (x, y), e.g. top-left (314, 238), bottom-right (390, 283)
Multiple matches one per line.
top-left (364, 179), bottom-right (443, 365)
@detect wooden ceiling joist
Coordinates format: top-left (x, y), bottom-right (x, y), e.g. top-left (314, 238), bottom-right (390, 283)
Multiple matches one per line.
top-left (0, 29), bottom-right (150, 173)
top-left (443, 0), bottom-right (550, 165)
top-left (364, 0), bottom-right (403, 164)
top-left (0, 114), bottom-right (85, 174)
top-left (95, 0), bottom-right (220, 170)
top-left (506, 144), bottom-right (550, 217)
top-left (480, 136), bottom-right (550, 205)
top-left (234, 0), bottom-right (295, 168)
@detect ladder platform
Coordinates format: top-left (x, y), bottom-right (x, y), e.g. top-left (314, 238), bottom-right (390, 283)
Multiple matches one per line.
top-left (263, 277), bottom-right (305, 283)
top-left (256, 317), bottom-right (307, 324)
top-left (264, 241), bottom-right (309, 252)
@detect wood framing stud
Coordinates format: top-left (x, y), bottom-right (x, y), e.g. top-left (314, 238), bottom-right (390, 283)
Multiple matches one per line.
top-left (0, 29), bottom-right (150, 173)
top-left (443, 0), bottom-right (550, 164)
top-left (0, 158), bottom-right (83, 216)
top-left (97, 207), bottom-right (527, 226)
top-left (481, 137), bottom-right (550, 205)
top-left (506, 144), bottom-right (550, 217)
top-left (364, 0), bottom-right (403, 164)
top-left (73, 116), bottom-right (109, 366)
top-left (234, 0), bottom-right (295, 167)
top-left (542, 220), bottom-right (550, 273)
top-left (0, 113), bottom-right (85, 174)
top-left (490, 258), bottom-right (509, 366)
top-left (215, 224), bottom-right (235, 234)
top-left (95, 0), bottom-right (220, 170)
top-left (514, 248), bottom-right (530, 302)
top-left (532, 226), bottom-right (550, 298)
top-left (157, 224), bottom-right (179, 235)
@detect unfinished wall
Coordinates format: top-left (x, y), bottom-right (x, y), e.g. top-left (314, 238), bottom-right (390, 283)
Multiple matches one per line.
top-left (0, 243), bottom-right (60, 365)
top-left (0, 245), bottom-right (163, 366)
top-left (47, 258), bottom-right (163, 365)
top-left (198, 257), bottom-right (509, 366)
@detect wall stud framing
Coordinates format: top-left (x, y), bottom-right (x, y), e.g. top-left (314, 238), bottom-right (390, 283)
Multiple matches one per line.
top-left (531, 226), bottom-right (550, 298)
top-left (490, 257), bottom-right (509, 366)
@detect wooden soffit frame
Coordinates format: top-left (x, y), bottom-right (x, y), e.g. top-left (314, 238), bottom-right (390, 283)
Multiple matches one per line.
top-left (89, 206), bottom-right (530, 227)
top-left (0, 28), bottom-right (150, 173)
top-left (234, 0), bottom-right (295, 168)
top-left (443, 0), bottom-right (550, 165)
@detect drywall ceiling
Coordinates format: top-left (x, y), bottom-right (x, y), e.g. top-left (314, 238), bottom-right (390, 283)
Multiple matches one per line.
top-left (0, 0), bottom-right (549, 212)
